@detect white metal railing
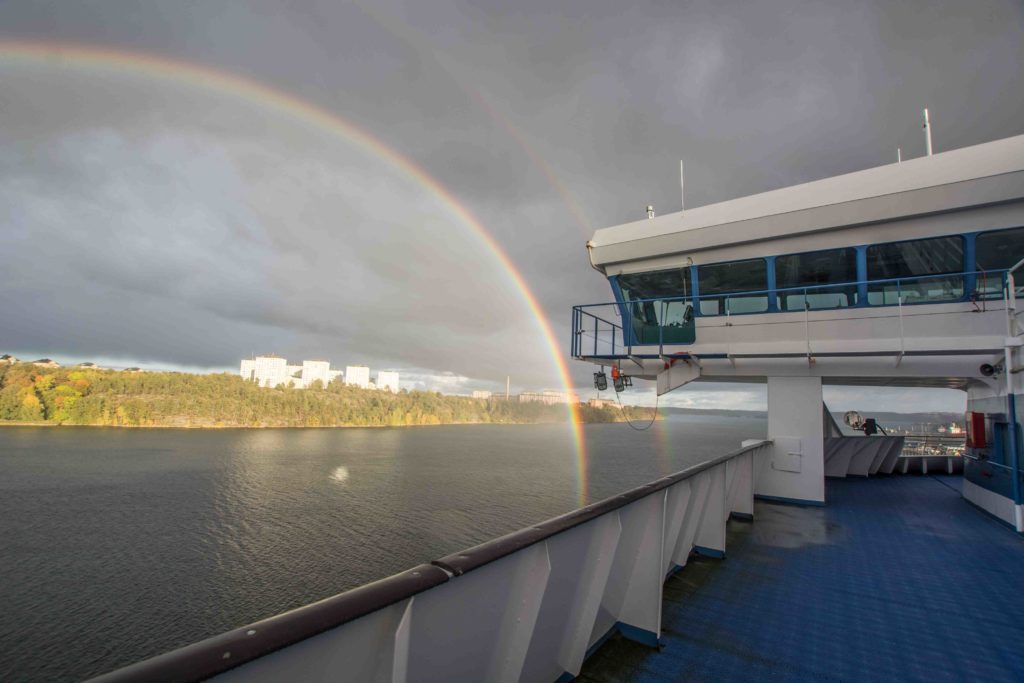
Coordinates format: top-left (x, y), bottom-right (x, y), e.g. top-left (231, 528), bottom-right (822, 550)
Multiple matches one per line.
top-left (1007, 257), bottom-right (1024, 336)
top-left (89, 440), bottom-right (773, 683)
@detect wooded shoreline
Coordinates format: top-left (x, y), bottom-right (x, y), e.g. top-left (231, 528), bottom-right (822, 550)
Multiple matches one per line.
top-left (0, 363), bottom-right (658, 429)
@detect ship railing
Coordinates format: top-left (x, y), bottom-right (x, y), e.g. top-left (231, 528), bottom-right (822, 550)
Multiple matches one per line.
top-left (572, 269), bottom-right (1010, 360)
top-left (88, 440), bottom-right (774, 683)
top-left (898, 434), bottom-right (965, 456)
top-left (1006, 257), bottom-right (1024, 337)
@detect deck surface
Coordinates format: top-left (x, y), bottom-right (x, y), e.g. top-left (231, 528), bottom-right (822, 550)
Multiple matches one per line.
top-left (578, 475), bottom-right (1024, 683)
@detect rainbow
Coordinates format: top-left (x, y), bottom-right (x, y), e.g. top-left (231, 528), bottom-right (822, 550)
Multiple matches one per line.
top-left (466, 88), bottom-right (595, 239)
top-left (351, 1), bottom-right (596, 238)
top-left (0, 40), bottom-right (589, 504)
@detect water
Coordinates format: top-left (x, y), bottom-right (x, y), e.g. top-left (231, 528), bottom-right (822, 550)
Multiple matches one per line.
top-left (0, 416), bottom-right (764, 681)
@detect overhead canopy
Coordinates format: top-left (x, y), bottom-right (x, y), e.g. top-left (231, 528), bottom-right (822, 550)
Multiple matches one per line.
top-left (589, 134), bottom-right (1024, 269)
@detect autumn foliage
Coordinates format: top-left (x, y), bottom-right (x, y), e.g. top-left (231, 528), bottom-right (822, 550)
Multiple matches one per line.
top-left (0, 363), bottom-right (644, 428)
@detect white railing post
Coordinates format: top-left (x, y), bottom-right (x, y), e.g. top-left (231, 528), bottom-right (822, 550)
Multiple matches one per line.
top-left (602, 492), bottom-right (666, 646)
top-left (486, 542), bottom-right (552, 683)
top-left (672, 471), bottom-right (711, 568)
top-left (661, 480), bottom-right (693, 575)
top-left (391, 598), bottom-right (413, 683)
top-left (725, 458), bottom-right (739, 515)
top-left (555, 514), bottom-right (621, 677)
top-left (694, 464), bottom-right (728, 558)
top-left (730, 451), bottom-right (755, 520)
top-left (896, 295), bottom-right (905, 366)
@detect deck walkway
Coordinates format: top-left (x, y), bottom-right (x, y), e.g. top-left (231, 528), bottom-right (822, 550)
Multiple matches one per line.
top-left (579, 475), bottom-right (1024, 683)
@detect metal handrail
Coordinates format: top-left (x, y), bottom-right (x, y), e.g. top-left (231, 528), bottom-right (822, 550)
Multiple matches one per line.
top-left (89, 440), bottom-right (773, 682)
top-left (575, 269), bottom-right (1005, 312)
top-left (572, 270), bottom-right (1004, 358)
top-left (961, 455), bottom-right (1024, 475)
top-left (434, 440), bottom-right (768, 575)
top-left (1003, 258), bottom-right (1024, 525)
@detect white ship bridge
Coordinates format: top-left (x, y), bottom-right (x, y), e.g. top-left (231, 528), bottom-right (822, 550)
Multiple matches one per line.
top-left (574, 134), bottom-right (1024, 511)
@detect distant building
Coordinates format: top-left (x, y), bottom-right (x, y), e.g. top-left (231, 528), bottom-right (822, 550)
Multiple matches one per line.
top-left (242, 355), bottom-right (289, 388)
top-left (0, 354), bottom-right (19, 365)
top-left (240, 359), bottom-right (257, 382)
top-left (76, 362), bottom-right (99, 369)
top-left (240, 356), bottom-right (354, 389)
top-left (31, 358), bottom-right (60, 368)
top-left (588, 398), bottom-right (618, 409)
top-left (302, 360), bottom-right (331, 388)
top-left (519, 390), bottom-right (580, 406)
top-left (472, 390), bottom-right (492, 400)
top-left (377, 371), bottom-right (400, 393)
top-left (345, 365), bottom-right (371, 389)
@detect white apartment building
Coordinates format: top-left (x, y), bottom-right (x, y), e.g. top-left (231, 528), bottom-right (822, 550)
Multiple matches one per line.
top-left (241, 356), bottom-right (343, 389)
top-left (377, 371), bottom-right (400, 393)
top-left (241, 355), bottom-right (289, 388)
top-left (345, 365), bottom-right (370, 389)
top-left (302, 360), bottom-right (331, 388)
top-left (472, 390), bottom-right (492, 400)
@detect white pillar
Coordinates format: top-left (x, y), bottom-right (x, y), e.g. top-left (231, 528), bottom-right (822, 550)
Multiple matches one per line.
top-left (758, 377), bottom-right (826, 505)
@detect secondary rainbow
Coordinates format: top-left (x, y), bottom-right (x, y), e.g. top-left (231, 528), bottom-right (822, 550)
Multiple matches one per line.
top-left (352, 1), bottom-right (597, 238)
top-left (0, 40), bottom-right (590, 504)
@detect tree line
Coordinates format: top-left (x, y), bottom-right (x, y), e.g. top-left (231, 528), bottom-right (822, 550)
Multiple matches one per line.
top-left (0, 363), bottom-right (655, 428)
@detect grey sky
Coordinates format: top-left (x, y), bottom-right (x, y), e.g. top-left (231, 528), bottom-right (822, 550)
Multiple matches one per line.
top-left (1, 0), bottom-right (1021, 409)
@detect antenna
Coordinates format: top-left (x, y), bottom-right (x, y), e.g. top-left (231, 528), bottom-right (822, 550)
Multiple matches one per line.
top-left (923, 108), bottom-right (933, 157)
top-left (679, 160), bottom-right (685, 211)
top-left (646, 205), bottom-right (655, 219)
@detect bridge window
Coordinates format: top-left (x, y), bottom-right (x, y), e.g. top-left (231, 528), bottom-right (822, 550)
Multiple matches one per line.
top-left (866, 236), bottom-right (964, 304)
top-left (775, 248), bottom-right (858, 310)
top-left (698, 259), bottom-right (768, 315)
top-left (975, 227), bottom-right (1024, 298)
top-left (618, 268), bottom-right (690, 301)
top-left (617, 268), bottom-right (695, 344)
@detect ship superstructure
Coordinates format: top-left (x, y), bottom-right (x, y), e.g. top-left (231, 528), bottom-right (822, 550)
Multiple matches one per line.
top-left (575, 133), bottom-right (1024, 521)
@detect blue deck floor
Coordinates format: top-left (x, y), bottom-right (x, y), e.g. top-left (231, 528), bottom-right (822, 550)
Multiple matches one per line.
top-left (579, 475), bottom-right (1024, 683)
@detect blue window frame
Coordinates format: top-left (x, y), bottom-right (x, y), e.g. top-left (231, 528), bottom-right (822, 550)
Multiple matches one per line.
top-left (602, 229), bottom-right (1018, 337)
top-left (975, 226), bottom-right (1024, 298)
top-left (697, 259), bottom-right (769, 315)
top-left (616, 268), bottom-right (695, 344)
top-left (866, 235), bottom-right (965, 304)
top-left (775, 247), bottom-right (859, 311)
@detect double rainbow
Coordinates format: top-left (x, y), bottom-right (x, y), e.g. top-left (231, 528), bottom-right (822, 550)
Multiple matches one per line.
top-left (0, 40), bottom-right (589, 504)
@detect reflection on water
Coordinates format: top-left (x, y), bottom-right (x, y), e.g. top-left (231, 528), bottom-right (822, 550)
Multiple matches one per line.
top-left (0, 415), bottom-right (764, 682)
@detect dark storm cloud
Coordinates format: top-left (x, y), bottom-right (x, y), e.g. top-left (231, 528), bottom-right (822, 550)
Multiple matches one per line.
top-left (0, 0), bottom-right (1022, 407)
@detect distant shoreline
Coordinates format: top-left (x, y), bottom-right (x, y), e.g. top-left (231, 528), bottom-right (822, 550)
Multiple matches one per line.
top-left (0, 420), bottom-right (560, 430)
top-left (0, 417), bottom-right (644, 430)
top-left (0, 363), bottom-right (659, 429)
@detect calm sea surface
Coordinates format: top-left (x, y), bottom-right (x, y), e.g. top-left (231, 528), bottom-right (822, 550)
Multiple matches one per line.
top-left (0, 415), bottom-right (765, 681)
